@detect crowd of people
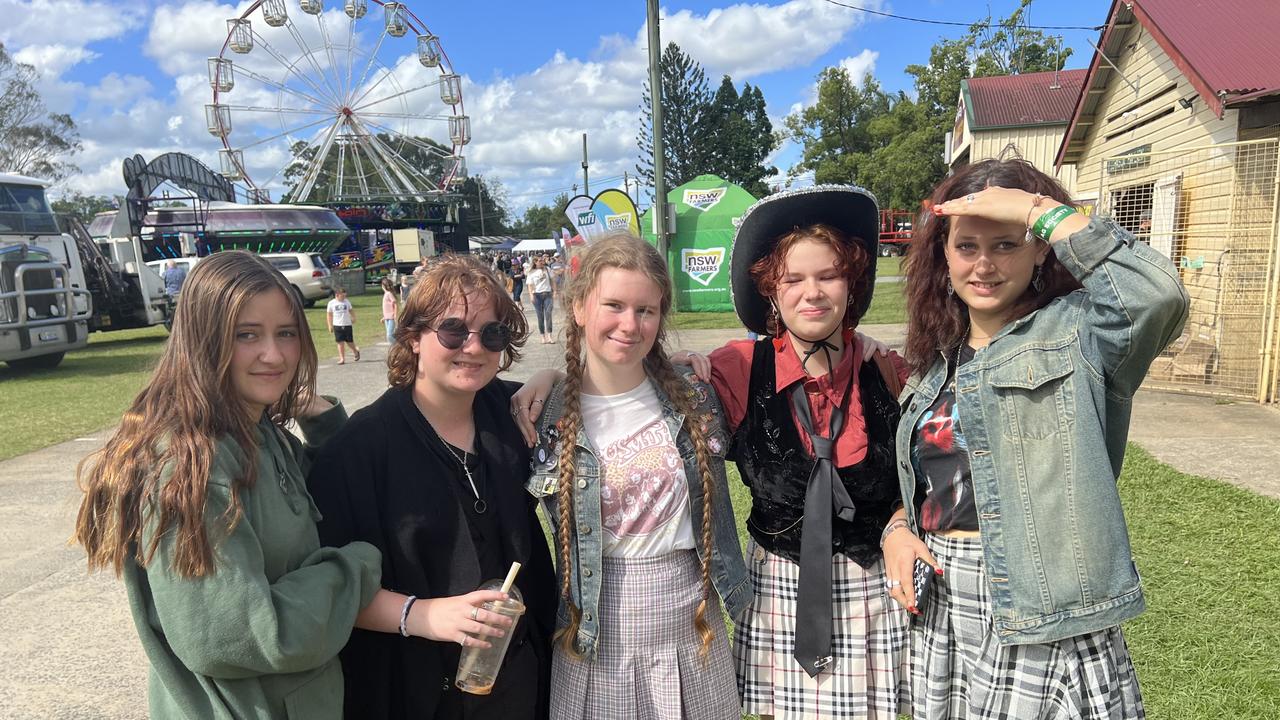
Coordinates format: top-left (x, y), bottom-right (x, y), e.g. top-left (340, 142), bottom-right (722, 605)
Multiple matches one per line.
top-left (73, 159), bottom-right (1188, 720)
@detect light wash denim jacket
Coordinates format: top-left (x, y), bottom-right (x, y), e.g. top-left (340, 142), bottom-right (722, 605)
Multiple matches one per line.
top-left (895, 217), bottom-right (1189, 646)
top-left (525, 370), bottom-right (753, 658)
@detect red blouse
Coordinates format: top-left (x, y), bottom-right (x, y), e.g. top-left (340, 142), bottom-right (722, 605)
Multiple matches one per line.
top-left (708, 331), bottom-right (909, 468)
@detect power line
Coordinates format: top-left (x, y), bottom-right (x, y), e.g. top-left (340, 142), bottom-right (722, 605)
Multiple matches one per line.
top-left (820, 0), bottom-right (1103, 31)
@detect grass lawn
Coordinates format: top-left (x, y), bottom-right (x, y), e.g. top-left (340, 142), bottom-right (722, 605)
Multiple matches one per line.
top-left (877, 255), bottom-right (904, 277)
top-left (671, 280), bottom-right (908, 331)
top-left (0, 292), bottom-right (388, 461)
top-left (722, 445), bottom-right (1280, 718)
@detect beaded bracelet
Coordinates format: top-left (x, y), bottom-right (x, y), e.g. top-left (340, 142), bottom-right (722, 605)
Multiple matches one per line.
top-left (1032, 204), bottom-right (1077, 242)
top-left (399, 595), bottom-right (418, 638)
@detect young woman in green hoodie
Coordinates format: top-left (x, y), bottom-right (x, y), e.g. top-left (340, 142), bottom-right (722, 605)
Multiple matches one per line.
top-left (74, 251), bottom-right (444, 719)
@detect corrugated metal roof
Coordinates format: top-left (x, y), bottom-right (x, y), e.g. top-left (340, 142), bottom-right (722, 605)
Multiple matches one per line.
top-left (1136, 0), bottom-right (1280, 101)
top-left (964, 69), bottom-right (1088, 129)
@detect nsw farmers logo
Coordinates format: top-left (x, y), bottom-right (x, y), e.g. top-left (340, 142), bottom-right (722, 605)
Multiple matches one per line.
top-left (682, 247), bottom-right (725, 286)
top-left (683, 187), bottom-right (726, 212)
top-left (605, 213), bottom-right (632, 230)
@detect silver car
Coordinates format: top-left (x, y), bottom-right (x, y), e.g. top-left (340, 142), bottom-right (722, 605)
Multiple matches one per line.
top-left (261, 252), bottom-right (332, 307)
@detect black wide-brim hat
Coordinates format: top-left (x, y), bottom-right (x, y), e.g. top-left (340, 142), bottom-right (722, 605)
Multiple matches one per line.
top-left (730, 185), bottom-right (880, 335)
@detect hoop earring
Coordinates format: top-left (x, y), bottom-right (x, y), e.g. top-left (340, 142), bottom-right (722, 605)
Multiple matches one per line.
top-left (1031, 264), bottom-right (1045, 293)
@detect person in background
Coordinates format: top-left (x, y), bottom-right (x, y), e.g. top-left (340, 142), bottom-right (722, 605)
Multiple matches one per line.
top-left (381, 277), bottom-right (399, 345)
top-left (509, 257), bottom-right (527, 311)
top-left (308, 254), bottom-right (556, 719)
top-left (526, 256), bottom-right (555, 344)
top-left (399, 273), bottom-right (413, 302)
top-left (326, 287), bottom-right (361, 365)
top-left (884, 159), bottom-right (1188, 719)
top-left (72, 251), bottom-right (386, 719)
top-left (549, 253), bottom-right (567, 300)
top-left (161, 259), bottom-right (187, 300)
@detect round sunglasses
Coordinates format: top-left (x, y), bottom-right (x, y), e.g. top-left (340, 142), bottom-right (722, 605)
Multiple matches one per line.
top-left (428, 317), bottom-right (512, 352)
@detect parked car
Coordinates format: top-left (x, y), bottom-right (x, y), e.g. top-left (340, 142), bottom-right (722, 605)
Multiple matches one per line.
top-left (261, 252), bottom-right (332, 307)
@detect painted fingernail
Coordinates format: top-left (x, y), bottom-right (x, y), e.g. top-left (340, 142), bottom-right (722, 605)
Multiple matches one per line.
top-left (935, 567), bottom-right (945, 575)
top-left (907, 605), bottom-right (916, 614)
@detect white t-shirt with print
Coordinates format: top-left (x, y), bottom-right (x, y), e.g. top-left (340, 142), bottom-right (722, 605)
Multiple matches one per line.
top-left (326, 298), bottom-right (353, 327)
top-left (580, 379), bottom-right (696, 558)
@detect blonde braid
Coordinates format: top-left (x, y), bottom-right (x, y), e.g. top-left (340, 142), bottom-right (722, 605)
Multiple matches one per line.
top-left (553, 326), bottom-right (586, 657)
top-left (646, 354), bottom-right (718, 658)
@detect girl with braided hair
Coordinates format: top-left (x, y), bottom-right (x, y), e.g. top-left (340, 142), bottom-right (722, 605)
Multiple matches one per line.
top-left (524, 234), bottom-right (751, 719)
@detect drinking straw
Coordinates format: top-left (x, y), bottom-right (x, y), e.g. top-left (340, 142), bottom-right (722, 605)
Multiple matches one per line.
top-left (501, 562), bottom-right (522, 594)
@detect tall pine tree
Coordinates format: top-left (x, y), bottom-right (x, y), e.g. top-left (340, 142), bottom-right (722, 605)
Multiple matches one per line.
top-left (636, 43), bottom-right (712, 197)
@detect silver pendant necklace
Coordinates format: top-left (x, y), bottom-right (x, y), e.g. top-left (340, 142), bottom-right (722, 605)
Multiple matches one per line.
top-left (442, 441), bottom-right (487, 515)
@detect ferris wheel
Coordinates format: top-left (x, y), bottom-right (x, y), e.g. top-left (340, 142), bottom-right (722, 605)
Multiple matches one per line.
top-left (205, 0), bottom-right (469, 204)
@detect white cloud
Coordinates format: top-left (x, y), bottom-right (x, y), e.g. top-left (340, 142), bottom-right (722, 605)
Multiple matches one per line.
top-left (0, 0), bottom-right (144, 47)
top-left (12, 44), bottom-right (98, 77)
top-left (786, 48), bottom-right (880, 115)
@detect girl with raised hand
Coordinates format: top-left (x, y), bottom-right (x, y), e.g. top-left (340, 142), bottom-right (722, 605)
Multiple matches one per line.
top-left (74, 251), bottom-right (383, 719)
top-left (525, 233), bottom-right (750, 720)
top-left (884, 159), bottom-right (1188, 719)
top-left (307, 254), bottom-right (556, 719)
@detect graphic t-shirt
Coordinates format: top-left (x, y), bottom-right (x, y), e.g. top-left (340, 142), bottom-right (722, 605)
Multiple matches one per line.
top-left (326, 298), bottom-right (353, 327)
top-left (580, 379), bottom-right (696, 558)
top-left (911, 344), bottom-right (979, 532)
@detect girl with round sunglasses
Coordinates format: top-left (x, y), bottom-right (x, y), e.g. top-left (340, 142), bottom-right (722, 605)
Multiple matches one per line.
top-left (307, 254), bottom-right (557, 719)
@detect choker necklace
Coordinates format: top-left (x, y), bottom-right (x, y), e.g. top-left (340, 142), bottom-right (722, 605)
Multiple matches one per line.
top-left (442, 441), bottom-right (487, 514)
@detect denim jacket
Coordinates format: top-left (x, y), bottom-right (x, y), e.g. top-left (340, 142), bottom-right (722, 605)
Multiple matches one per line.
top-left (525, 369), bottom-right (753, 658)
top-left (895, 217), bottom-right (1189, 646)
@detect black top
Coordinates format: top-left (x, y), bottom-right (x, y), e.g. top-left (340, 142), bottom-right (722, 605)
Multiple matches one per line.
top-left (308, 383), bottom-right (555, 720)
top-left (912, 344), bottom-right (979, 532)
top-left (728, 339), bottom-right (901, 568)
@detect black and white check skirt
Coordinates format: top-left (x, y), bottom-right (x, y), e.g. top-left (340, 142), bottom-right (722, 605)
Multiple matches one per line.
top-left (733, 538), bottom-right (910, 719)
top-left (550, 549), bottom-right (740, 720)
top-left (911, 533), bottom-right (1146, 719)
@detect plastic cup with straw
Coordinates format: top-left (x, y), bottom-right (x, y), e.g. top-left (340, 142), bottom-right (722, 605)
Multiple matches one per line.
top-left (455, 562), bottom-right (525, 695)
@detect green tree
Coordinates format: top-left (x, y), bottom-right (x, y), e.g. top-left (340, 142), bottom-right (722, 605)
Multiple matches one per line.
top-left (0, 42), bottom-right (81, 181)
top-left (50, 192), bottom-right (117, 225)
top-left (636, 42), bottom-right (713, 195)
top-left (511, 192), bottom-right (571, 239)
top-left (784, 67), bottom-right (891, 186)
top-left (703, 77), bottom-right (778, 197)
top-left (459, 176), bottom-right (511, 236)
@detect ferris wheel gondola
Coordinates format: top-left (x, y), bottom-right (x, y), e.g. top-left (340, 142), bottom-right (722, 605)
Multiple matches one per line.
top-left (207, 0), bottom-right (468, 204)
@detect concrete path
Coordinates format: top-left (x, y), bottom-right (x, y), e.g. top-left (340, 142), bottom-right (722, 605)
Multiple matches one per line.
top-left (1, 308), bottom-right (1277, 718)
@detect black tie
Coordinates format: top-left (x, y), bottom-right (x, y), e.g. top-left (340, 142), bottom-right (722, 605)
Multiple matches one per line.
top-left (789, 375), bottom-right (857, 677)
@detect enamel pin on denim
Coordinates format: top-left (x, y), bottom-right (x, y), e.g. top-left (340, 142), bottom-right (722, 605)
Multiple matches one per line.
top-left (533, 425), bottom-right (561, 469)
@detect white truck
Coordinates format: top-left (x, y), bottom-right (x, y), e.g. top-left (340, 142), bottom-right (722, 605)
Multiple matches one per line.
top-left (0, 173), bottom-right (93, 370)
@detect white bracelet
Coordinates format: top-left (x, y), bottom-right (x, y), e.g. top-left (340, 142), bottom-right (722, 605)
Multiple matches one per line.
top-left (398, 595), bottom-right (418, 638)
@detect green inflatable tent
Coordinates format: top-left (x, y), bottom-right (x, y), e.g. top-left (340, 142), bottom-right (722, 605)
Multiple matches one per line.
top-left (641, 174), bottom-right (757, 312)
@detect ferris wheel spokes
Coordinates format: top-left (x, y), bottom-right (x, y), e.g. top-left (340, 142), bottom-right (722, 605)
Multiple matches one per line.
top-left (352, 75), bottom-right (442, 114)
top-left (233, 115), bottom-right (335, 152)
top-left (349, 24), bottom-right (391, 111)
top-left (293, 120), bottom-right (345, 202)
top-left (249, 29), bottom-right (341, 107)
top-left (281, 18), bottom-right (343, 103)
top-left (231, 62), bottom-right (331, 110)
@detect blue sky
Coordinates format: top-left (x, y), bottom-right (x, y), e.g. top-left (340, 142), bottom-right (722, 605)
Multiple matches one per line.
top-left (3, 0), bottom-right (1113, 214)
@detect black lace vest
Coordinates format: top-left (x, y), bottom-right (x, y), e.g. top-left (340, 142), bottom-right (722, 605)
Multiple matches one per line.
top-left (729, 340), bottom-right (901, 569)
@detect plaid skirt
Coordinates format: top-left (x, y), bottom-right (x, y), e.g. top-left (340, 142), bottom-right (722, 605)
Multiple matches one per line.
top-left (550, 549), bottom-right (739, 720)
top-left (911, 533), bottom-right (1146, 719)
top-left (734, 538), bottom-right (909, 719)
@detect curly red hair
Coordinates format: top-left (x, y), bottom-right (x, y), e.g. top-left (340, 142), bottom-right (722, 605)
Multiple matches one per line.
top-left (748, 223), bottom-right (871, 335)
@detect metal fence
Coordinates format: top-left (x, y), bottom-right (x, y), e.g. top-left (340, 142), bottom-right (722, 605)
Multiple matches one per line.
top-left (1097, 138), bottom-right (1280, 403)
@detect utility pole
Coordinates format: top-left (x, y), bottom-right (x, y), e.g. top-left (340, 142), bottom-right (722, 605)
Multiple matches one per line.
top-left (646, 0), bottom-right (667, 255)
top-left (623, 171), bottom-right (630, 198)
top-left (476, 176), bottom-right (485, 235)
top-left (581, 133), bottom-right (590, 196)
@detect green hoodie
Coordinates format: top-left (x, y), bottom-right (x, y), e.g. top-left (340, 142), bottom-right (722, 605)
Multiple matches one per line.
top-left (123, 402), bottom-right (381, 719)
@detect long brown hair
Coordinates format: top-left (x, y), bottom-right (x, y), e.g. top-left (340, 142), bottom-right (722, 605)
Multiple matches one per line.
top-left (903, 158), bottom-right (1082, 374)
top-left (748, 222), bottom-right (871, 336)
top-left (555, 233), bottom-right (719, 657)
top-left (75, 251), bottom-right (318, 578)
top-left (386, 253), bottom-right (527, 388)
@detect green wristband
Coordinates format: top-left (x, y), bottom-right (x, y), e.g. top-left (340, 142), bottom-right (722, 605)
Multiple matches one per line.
top-left (1032, 205), bottom-right (1076, 242)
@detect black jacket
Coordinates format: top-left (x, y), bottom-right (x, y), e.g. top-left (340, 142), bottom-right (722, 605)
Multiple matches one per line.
top-left (308, 382), bottom-right (555, 719)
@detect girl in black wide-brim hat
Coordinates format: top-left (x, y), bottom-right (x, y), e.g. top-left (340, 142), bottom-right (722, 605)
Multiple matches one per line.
top-left (514, 185), bottom-right (916, 718)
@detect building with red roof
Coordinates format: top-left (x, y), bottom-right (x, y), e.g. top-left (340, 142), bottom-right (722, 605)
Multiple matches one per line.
top-left (1053, 0), bottom-right (1280, 404)
top-left (946, 69), bottom-right (1087, 189)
